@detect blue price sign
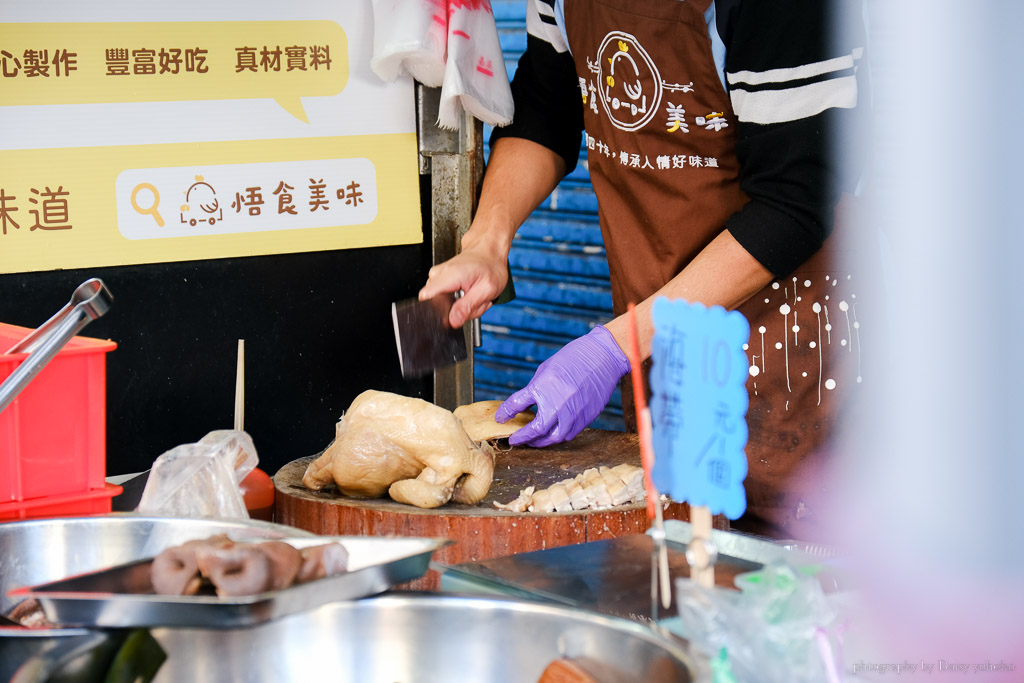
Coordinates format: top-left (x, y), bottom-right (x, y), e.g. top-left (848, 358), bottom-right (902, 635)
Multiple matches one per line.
top-left (650, 298), bottom-right (750, 519)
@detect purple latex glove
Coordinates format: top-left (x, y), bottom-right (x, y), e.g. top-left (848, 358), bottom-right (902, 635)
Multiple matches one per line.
top-left (496, 325), bottom-right (631, 447)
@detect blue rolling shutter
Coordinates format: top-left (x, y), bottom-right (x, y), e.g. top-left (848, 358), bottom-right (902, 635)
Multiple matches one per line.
top-left (476, 2), bottom-right (623, 431)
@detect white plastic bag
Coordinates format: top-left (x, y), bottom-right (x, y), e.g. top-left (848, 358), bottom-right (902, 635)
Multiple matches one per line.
top-left (370, 0), bottom-right (513, 128)
top-left (371, 0), bottom-right (448, 86)
top-left (137, 430), bottom-right (258, 520)
top-left (438, 0), bottom-right (514, 129)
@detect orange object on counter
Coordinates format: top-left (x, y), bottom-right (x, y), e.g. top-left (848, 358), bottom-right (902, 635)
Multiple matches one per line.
top-left (240, 467), bottom-right (275, 522)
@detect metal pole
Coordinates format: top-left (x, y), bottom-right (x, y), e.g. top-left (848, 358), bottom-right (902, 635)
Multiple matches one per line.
top-left (416, 84), bottom-right (484, 410)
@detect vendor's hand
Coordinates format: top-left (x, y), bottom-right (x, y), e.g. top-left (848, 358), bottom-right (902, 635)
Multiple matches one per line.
top-left (496, 326), bottom-right (631, 447)
top-left (419, 233), bottom-right (509, 329)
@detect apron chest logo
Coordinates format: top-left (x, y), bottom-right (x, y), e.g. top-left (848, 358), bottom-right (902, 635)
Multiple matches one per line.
top-left (588, 31), bottom-right (661, 132)
top-left (583, 31), bottom-right (723, 138)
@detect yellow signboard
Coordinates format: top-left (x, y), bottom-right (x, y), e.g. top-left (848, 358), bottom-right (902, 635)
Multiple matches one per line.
top-left (0, 3), bottom-right (421, 274)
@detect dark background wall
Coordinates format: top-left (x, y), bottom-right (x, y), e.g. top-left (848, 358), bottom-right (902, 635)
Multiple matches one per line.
top-left (0, 177), bottom-right (432, 477)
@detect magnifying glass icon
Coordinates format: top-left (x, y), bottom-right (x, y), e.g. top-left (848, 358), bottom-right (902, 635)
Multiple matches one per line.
top-left (130, 183), bottom-right (165, 227)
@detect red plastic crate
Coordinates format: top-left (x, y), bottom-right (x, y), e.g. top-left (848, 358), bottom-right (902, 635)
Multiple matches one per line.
top-left (0, 322), bottom-right (117, 503)
top-left (0, 483), bottom-right (122, 521)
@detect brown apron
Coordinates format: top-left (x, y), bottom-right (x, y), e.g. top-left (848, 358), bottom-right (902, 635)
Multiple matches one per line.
top-left (564, 0), bottom-right (865, 538)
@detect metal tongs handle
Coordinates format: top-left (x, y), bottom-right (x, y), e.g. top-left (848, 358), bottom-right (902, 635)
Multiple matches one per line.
top-left (0, 278), bottom-right (113, 414)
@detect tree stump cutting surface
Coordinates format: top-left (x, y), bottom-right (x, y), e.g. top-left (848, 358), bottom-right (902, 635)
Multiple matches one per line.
top-left (274, 429), bottom-right (727, 590)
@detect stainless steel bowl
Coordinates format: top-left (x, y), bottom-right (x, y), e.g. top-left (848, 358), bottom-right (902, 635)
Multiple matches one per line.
top-left (22, 593), bottom-right (699, 682)
top-left (0, 513), bottom-right (314, 679)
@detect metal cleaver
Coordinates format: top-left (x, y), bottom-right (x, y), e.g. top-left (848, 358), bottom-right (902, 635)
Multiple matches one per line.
top-left (392, 292), bottom-right (468, 378)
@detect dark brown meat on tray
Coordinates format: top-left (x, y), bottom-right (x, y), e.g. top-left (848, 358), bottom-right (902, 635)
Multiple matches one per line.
top-left (195, 544), bottom-right (274, 597)
top-left (254, 541), bottom-right (303, 591)
top-left (150, 534), bottom-right (233, 596)
top-left (150, 536), bottom-right (349, 597)
top-left (297, 542), bottom-right (350, 583)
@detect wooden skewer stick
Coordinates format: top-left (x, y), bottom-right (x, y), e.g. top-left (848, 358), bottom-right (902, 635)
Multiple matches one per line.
top-left (234, 339), bottom-right (245, 432)
top-left (689, 504), bottom-right (715, 589)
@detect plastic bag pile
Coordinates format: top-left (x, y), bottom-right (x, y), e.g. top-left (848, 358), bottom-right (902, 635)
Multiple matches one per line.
top-left (677, 563), bottom-right (851, 683)
top-left (370, 0), bottom-right (513, 130)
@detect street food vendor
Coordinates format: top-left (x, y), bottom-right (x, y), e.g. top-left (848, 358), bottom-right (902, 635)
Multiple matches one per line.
top-left (420, 0), bottom-right (868, 538)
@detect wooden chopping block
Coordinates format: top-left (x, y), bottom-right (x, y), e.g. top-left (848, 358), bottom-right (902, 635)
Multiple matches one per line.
top-left (273, 429), bottom-right (728, 590)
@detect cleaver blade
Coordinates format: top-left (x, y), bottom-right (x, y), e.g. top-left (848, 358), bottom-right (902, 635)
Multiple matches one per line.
top-left (392, 293), bottom-right (468, 378)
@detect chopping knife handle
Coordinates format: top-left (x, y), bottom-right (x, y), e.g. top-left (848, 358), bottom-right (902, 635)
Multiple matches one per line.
top-left (491, 261), bottom-right (516, 306)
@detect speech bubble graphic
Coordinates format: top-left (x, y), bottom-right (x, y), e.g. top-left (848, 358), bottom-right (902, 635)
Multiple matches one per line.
top-left (0, 21), bottom-right (348, 122)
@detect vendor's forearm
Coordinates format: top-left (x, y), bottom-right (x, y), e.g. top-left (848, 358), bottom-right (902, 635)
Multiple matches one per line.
top-left (419, 136), bottom-right (569, 326)
top-left (604, 230), bottom-right (773, 360)
top-left (462, 137), bottom-right (566, 255)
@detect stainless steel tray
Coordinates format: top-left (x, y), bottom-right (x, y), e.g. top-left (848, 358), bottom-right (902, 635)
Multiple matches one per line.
top-left (8, 535), bottom-right (449, 629)
top-left (438, 522), bottom-right (845, 624)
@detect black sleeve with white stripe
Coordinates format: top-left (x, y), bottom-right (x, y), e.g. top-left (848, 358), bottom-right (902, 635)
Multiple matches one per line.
top-left (722, 0), bottom-right (866, 277)
top-left (489, 2), bottom-right (583, 175)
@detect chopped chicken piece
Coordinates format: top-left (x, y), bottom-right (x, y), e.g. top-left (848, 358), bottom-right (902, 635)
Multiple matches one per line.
top-left (549, 483), bottom-right (573, 512)
top-left (571, 477), bottom-right (598, 508)
top-left (610, 464), bottom-right (646, 504)
top-left (529, 488), bottom-right (556, 513)
top-left (599, 467), bottom-right (632, 506)
top-left (580, 477), bottom-right (612, 508)
top-left (562, 479), bottom-right (590, 510)
top-left (494, 486), bottom-right (535, 512)
top-left (574, 469), bottom-right (602, 507)
top-left (496, 462), bottom-right (652, 514)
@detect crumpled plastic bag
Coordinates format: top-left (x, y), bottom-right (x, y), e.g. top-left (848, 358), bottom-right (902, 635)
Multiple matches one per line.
top-left (438, 0), bottom-right (514, 130)
top-left (137, 430), bottom-right (258, 520)
top-left (370, 0), bottom-right (447, 87)
top-left (371, 0), bottom-right (513, 130)
top-left (676, 562), bottom-right (848, 683)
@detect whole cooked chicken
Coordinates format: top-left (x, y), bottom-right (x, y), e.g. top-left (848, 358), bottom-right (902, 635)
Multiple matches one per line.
top-left (302, 390), bottom-right (496, 509)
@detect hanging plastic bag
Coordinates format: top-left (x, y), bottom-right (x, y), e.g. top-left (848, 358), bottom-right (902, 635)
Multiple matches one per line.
top-left (438, 0), bottom-right (514, 129)
top-left (137, 430), bottom-right (258, 520)
top-left (370, 0), bottom-right (514, 128)
top-left (371, 0), bottom-right (448, 86)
